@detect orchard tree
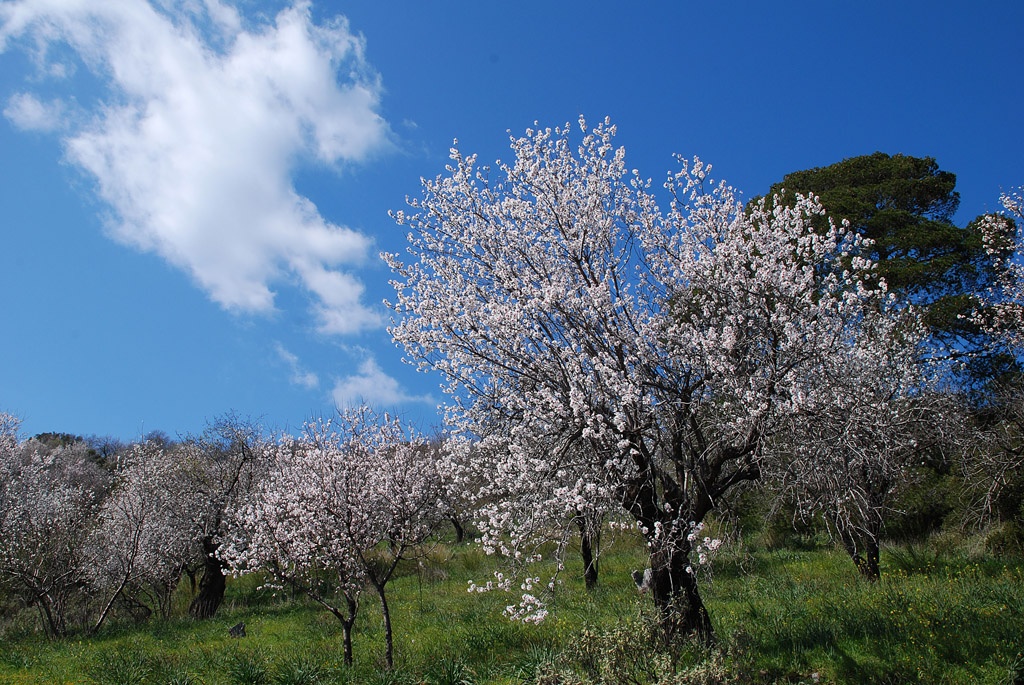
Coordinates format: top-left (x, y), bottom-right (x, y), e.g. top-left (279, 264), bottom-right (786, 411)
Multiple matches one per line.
top-left (180, 413), bottom-right (272, 619)
top-left (224, 407), bottom-right (445, 667)
top-left (0, 418), bottom-right (109, 637)
top-left (448, 425), bottom-right (617, 592)
top-left (774, 312), bottom-right (949, 579)
top-left (86, 440), bottom-right (199, 629)
top-left (963, 188), bottom-right (1024, 527)
top-left (974, 188), bottom-right (1024, 347)
top-left (223, 431), bottom-right (364, 666)
top-left (387, 117), bottom-right (892, 639)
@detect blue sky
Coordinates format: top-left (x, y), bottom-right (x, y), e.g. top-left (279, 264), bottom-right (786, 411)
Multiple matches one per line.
top-left (1, 1), bottom-right (1022, 441)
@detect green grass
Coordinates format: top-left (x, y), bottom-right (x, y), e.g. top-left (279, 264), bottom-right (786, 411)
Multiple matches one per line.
top-left (1, 532), bottom-right (1022, 684)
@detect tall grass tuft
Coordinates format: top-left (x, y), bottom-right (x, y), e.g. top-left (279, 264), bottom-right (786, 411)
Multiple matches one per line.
top-left (271, 652), bottom-right (327, 685)
top-left (424, 656), bottom-right (476, 685)
top-left (226, 648), bottom-right (270, 685)
top-left (85, 642), bottom-right (154, 685)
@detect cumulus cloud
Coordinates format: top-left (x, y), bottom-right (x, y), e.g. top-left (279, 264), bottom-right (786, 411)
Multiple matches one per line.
top-left (0, 0), bottom-right (390, 334)
top-left (331, 358), bottom-right (434, 409)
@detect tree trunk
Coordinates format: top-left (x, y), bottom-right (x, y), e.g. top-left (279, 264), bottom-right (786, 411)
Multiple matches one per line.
top-left (342, 621), bottom-right (354, 667)
top-left (846, 535), bottom-right (880, 581)
top-left (189, 537), bottom-right (226, 619)
top-left (35, 593), bottom-right (66, 639)
top-left (335, 597), bottom-right (357, 668)
top-left (576, 516), bottom-right (599, 590)
top-left (838, 527), bottom-right (881, 581)
top-left (317, 590), bottom-right (359, 667)
top-left (649, 544), bottom-right (713, 643)
top-left (91, 573), bottom-right (130, 635)
top-left (450, 516), bottom-right (465, 543)
top-left (374, 583), bottom-right (394, 669)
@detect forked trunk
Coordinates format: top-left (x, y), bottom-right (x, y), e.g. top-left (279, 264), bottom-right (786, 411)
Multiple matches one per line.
top-left (336, 595), bottom-right (357, 667)
top-left (35, 593), bottom-right (67, 639)
top-left (838, 522), bottom-right (881, 581)
top-left (189, 537), bottom-right (226, 619)
top-left (316, 590), bottom-right (359, 667)
top-left (843, 535), bottom-right (881, 581)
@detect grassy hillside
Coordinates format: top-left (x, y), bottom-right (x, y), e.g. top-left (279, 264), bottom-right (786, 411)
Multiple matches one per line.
top-left (1, 530), bottom-right (1022, 684)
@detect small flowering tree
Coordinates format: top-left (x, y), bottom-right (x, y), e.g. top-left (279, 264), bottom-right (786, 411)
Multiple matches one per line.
top-left (86, 440), bottom-right (200, 630)
top-left (224, 407), bottom-right (445, 668)
top-left (387, 117), bottom-right (892, 639)
top-left (0, 419), bottom-right (109, 637)
top-left (180, 413), bottom-right (272, 619)
top-left (774, 310), bottom-right (946, 579)
top-left (966, 189), bottom-right (1024, 522)
top-left (448, 428), bottom-right (617, 595)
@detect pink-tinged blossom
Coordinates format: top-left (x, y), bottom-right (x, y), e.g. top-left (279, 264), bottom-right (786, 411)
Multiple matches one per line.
top-left (964, 187), bottom-right (1024, 525)
top-left (0, 419), bottom-right (109, 637)
top-left (86, 440), bottom-right (203, 630)
top-left (975, 188), bottom-right (1024, 348)
top-left (222, 406), bottom-right (444, 667)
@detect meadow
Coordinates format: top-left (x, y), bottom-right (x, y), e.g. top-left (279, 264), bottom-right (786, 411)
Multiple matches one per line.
top-left (1, 525), bottom-right (1022, 685)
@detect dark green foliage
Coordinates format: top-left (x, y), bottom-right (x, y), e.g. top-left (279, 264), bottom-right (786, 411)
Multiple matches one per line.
top-left (1007, 651), bottom-right (1024, 685)
top-left (763, 152), bottom-right (970, 297)
top-left (986, 522), bottom-right (1024, 557)
top-left (886, 466), bottom-right (958, 541)
top-left (761, 153), bottom-right (997, 352)
top-left (32, 431), bottom-right (85, 449)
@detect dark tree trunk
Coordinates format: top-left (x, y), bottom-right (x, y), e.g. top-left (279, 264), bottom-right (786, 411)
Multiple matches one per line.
top-left (450, 516), bottom-right (465, 543)
top-left (341, 621), bottom-right (354, 667)
top-left (34, 593), bottom-right (66, 639)
top-left (334, 595), bottom-right (358, 667)
top-left (189, 537), bottom-right (227, 619)
top-left (838, 524), bottom-right (881, 581)
top-left (649, 545), bottom-right (714, 643)
top-left (844, 535), bottom-right (881, 581)
top-left (576, 516), bottom-right (599, 590)
top-left (374, 583), bottom-right (395, 669)
top-left (313, 588), bottom-right (359, 667)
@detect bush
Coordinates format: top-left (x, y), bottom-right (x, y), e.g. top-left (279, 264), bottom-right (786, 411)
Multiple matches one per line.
top-left (986, 522), bottom-right (1024, 557)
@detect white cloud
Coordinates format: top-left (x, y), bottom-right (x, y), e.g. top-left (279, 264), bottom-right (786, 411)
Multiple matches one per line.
top-left (331, 358), bottom-right (434, 409)
top-left (0, 0), bottom-right (390, 334)
top-left (3, 92), bottom-right (64, 131)
top-left (274, 342), bottom-right (318, 390)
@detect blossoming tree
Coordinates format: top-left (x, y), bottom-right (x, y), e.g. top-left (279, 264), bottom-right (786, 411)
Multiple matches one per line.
top-left (774, 310), bottom-right (949, 579)
top-left (965, 188), bottom-right (1024, 520)
top-left (976, 189), bottom-right (1024, 347)
top-left (0, 417), bottom-right (109, 637)
top-left (223, 407), bottom-right (445, 667)
top-left (387, 117), bottom-right (894, 638)
top-left (86, 440), bottom-right (200, 630)
top-left (180, 413), bottom-right (273, 620)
